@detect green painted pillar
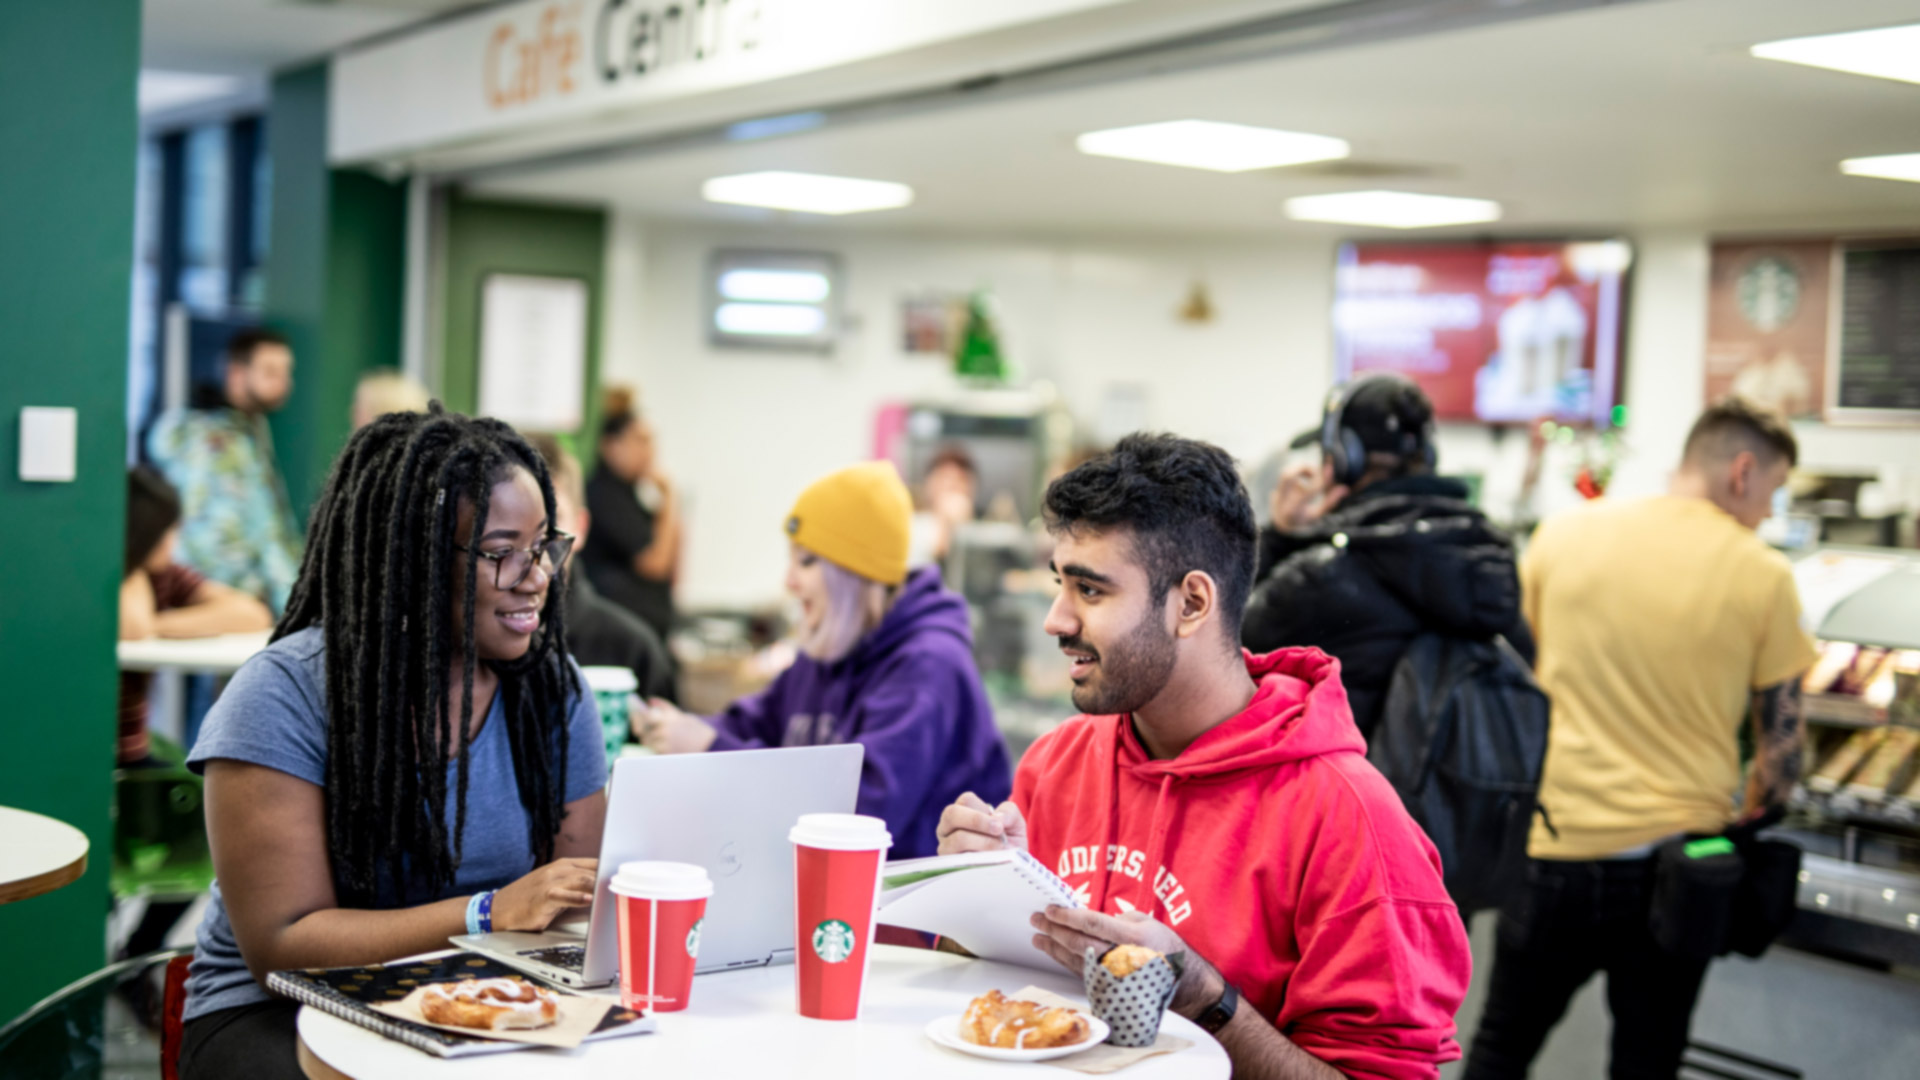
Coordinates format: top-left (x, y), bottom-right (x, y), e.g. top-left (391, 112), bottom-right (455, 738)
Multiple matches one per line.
top-left (0, 0), bottom-right (138, 1025)
top-left (440, 197), bottom-right (607, 451)
top-left (264, 62), bottom-right (407, 524)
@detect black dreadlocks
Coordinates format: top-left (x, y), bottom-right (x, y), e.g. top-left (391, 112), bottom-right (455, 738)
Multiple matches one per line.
top-left (276, 405), bottom-right (578, 908)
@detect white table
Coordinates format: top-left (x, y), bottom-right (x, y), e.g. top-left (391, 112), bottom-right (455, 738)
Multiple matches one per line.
top-left (117, 630), bottom-right (271, 675)
top-left (0, 806), bottom-right (89, 906)
top-left (297, 945), bottom-right (1229, 1079)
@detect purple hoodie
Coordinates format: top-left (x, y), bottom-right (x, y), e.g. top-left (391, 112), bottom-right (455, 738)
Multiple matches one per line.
top-left (706, 566), bottom-right (1011, 858)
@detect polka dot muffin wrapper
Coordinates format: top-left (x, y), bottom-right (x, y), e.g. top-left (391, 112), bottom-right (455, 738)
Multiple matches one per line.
top-left (1082, 947), bottom-right (1184, 1048)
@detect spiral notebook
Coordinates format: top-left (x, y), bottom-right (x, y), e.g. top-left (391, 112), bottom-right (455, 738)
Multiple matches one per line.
top-left (266, 952), bottom-right (654, 1059)
top-left (878, 849), bottom-right (1082, 970)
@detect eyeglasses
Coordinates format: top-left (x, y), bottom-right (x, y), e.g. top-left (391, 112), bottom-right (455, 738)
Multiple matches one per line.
top-left (456, 531), bottom-right (576, 590)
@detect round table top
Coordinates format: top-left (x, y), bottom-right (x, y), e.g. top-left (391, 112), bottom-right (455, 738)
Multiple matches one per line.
top-left (298, 946), bottom-right (1230, 1079)
top-left (0, 806), bottom-right (89, 906)
top-left (117, 630), bottom-right (271, 675)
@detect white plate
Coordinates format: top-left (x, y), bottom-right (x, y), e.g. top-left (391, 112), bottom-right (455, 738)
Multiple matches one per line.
top-left (924, 1012), bottom-right (1111, 1062)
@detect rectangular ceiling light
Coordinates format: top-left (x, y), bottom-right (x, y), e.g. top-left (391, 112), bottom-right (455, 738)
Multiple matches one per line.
top-left (1752, 24), bottom-right (1920, 85)
top-left (702, 171), bottom-right (913, 215)
top-left (1841, 152), bottom-right (1920, 183)
top-left (1076, 120), bottom-right (1350, 172)
top-left (714, 303), bottom-right (828, 336)
top-left (1285, 190), bottom-right (1502, 229)
top-left (718, 268), bottom-right (831, 302)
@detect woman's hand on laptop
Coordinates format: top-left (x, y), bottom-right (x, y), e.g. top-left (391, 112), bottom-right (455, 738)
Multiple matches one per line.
top-left (493, 857), bottom-right (599, 932)
top-left (936, 792), bottom-right (1027, 855)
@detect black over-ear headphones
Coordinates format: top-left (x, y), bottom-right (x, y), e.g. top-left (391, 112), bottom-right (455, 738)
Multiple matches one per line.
top-left (1319, 373), bottom-right (1439, 488)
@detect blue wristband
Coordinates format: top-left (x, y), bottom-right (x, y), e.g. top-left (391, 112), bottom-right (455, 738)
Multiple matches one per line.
top-left (466, 891), bottom-right (493, 936)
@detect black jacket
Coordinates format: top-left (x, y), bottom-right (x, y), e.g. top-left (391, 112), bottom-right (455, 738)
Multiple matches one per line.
top-left (581, 463), bottom-right (675, 640)
top-left (566, 569), bottom-right (678, 704)
top-left (1242, 475), bottom-right (1534, 738)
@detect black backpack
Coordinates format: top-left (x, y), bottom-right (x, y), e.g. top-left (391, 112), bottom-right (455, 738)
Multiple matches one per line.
top-left (1367, 633), bottom-right (1550, 915)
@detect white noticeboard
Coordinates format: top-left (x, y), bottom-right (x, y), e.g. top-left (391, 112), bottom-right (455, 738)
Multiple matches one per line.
top-left (478, 274), bottom-right (587, 432)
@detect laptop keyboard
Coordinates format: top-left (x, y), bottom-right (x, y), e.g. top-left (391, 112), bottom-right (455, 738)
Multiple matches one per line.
top-left (518, 945), bottom-right (586, 972)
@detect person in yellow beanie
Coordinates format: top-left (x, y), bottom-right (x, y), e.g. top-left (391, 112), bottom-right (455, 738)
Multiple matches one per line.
top-left (634, 461), bottom-right (1010, 857)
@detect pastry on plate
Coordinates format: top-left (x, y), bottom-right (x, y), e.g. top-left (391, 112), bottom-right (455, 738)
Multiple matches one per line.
top-left (960, 989), bottom-right (1091, 1050)
top-left (419, 977), bottom-right (559, 1031)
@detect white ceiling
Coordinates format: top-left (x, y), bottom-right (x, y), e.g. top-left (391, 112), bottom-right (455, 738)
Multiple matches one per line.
top-left (472, 0), bottom-right (1920, 239)
top-left (142, 0), bottom-right (475, 76)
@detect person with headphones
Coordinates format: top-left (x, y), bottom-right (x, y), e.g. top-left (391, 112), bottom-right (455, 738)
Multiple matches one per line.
top-left (1242, 373), bottom-right (1533, 738)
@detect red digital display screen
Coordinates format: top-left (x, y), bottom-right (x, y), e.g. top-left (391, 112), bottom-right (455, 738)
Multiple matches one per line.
top-left (1332, 240), bottom-right (1629, 425)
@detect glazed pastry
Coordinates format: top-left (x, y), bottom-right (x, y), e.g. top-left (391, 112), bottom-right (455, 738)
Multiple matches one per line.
top-left (1808, 727), bottom-right (1887, 793)
top-left (960, 989), bottom-right (1090, 1050)
top-left (419, 977), bottom-right (559, 1031)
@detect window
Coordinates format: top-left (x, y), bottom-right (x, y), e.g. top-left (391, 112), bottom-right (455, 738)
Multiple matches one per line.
top-left (707, 250), bottom-right (840, 352)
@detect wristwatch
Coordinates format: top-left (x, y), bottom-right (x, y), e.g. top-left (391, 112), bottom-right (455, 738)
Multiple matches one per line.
top-left (1194, 979), bottom-right (1240, 1035)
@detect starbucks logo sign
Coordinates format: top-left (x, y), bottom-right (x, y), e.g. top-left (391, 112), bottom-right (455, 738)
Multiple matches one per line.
top-left (812, 919), bottom-right (856, 964)
top-left (1737, 256), bottom-right (1801, 333)
top-left (686, 917), bottom-right (704, 958)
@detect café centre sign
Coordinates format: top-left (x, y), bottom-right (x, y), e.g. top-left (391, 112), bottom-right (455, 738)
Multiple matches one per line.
top-left (329, 0), bottom-right (1135, 164)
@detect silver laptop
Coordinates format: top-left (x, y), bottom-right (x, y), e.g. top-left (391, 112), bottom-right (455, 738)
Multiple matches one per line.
top-left (450, 744), bottom-right (863, 987)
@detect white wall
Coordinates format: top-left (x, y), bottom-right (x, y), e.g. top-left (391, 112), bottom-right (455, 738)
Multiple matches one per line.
top-left (602, 217), bottom-right (1341, 609)
top-left (601, 216), bottom-right (1920, 611)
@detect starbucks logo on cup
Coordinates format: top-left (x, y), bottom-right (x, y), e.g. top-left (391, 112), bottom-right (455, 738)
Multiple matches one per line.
top-left (687, 917), bottom-right (704, 958)
top-left (812, 919), bottom-right (856, 964)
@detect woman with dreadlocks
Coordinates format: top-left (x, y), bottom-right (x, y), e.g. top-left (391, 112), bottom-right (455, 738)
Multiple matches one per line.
top-left (175, 407), bottom-right (609, 1078)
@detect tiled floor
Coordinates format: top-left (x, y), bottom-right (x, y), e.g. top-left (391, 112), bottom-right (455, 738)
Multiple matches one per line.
top-left (1442, 910), bottom-right (1920, 1079)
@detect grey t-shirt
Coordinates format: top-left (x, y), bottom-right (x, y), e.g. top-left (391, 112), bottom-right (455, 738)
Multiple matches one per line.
top-left (182, 626), bottom-right (607, 1021)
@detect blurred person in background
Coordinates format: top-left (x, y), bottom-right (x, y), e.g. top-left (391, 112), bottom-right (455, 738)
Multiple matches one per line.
top-left (582, 389), bottom-right (680, 640)
top-left (634, 462), bottom-right (1010, 859)
top-left (1242, 374), bottom-right (1532, 737)
top-left (147, 327), bottom-right (302, 615)
top-left (1464, 397), bottom-right (1816, 1080)
top-left (350, 368), bottom-right (433, 431)
top-left (910, 442), bottom-right (980, 566)
top-left (526, 432), bottom-right (676, 704)
top-left (118, 466), bottom-right (272, 767)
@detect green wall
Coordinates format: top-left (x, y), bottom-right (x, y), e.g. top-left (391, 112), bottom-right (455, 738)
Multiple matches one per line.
top-left (265, 62), bottom-right (408, 523)
top-left (0, 0), bottom-right (139, 1025)
top-left (441, 197), bottom-right (607, 448)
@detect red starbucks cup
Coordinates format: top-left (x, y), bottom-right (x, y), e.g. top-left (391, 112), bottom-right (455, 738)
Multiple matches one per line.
top-left (789, 813), bottom-right (892, 1020)
top-left (610, 861), bottom-right (713, 1013)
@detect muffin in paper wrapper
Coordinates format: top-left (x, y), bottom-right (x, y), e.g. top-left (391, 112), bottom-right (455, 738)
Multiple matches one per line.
top-left (1082, 946), bottom-right (1184, 1047)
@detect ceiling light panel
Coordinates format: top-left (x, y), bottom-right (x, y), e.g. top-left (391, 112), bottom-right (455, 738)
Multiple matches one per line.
top-left (1751, 24), bottom-right (1920, 86)
top-left (1285, 190), bottom-right (1502, 229)
top-left (1841, 153), bottom-right (1920, 183)
top-left (1076, 120), bottom-right (1350, 172)
top-left (701, 171), bottom-right (913, 215)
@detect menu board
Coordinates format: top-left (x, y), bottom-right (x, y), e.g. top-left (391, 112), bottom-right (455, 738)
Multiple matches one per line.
top-left (1833, 245), bottom-right (1920, 421)
top-left (1333, 240), bottom-right (1628, 424)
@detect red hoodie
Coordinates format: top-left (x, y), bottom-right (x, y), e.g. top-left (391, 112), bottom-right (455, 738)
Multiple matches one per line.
top-left (1011, 647), bottom-right (1471, 1080)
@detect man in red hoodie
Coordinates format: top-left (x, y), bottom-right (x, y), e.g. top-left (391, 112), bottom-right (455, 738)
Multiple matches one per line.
top-left (939, 433), bottom-right (1471, 1080)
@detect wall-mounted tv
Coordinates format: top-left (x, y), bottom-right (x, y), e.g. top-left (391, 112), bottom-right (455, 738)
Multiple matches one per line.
top-left (1332, 239), bottom-right (1631, 425)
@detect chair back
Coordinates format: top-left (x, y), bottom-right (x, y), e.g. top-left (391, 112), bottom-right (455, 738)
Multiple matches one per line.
top-left (162, 952), bottom-right (193, 1080)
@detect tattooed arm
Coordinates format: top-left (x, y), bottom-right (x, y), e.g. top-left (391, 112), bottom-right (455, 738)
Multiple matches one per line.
top-left (1742, 678), bottom-right (1805, 816)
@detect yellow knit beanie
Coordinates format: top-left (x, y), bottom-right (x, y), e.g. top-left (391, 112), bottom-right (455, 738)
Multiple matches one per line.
top-left (784, 461), bottom-right (913, 586)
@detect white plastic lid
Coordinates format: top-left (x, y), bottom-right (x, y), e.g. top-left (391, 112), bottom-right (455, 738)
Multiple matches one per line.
top-left (789, 813), bottom-right (893, 852)
top-left (580, 666), bottom-right (639, 693)
top-left (608, 860), bottom-right (714, 900)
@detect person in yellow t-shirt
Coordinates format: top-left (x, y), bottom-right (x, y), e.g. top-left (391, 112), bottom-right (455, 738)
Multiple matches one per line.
top-left (1466, 398), bottom-right (1816, 1080)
